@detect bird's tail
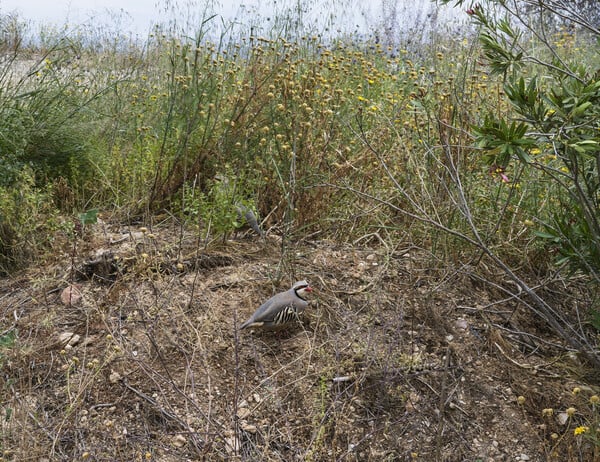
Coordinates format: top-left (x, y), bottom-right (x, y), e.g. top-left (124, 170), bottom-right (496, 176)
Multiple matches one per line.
top-left (235, 204), bottom-right (265, 237)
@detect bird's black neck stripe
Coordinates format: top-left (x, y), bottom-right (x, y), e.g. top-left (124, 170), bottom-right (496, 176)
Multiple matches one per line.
top-left (294, 287), bottom-right (308, 301)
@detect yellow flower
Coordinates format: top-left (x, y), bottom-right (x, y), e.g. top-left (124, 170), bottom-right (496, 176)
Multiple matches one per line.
top-left (574, 425), bottom-right (589, 436)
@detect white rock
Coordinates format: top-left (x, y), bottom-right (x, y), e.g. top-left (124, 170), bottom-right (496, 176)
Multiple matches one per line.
top-left (455, 319), bottom-right (468, 330)
top-left (59, 332), bottom-right (74, 343)
top-left (59, 332), bottom-right (80, 347)
top-left (237, 407), bottom-right (250, 420)
top-left (241, 422), bottom-right (257, 433)
top-left (172, 434), bottom-right (187, 448)
top-left (557, 412), bottom-right (569, 425)
top-left (109, 371), bottom-right (121, 383)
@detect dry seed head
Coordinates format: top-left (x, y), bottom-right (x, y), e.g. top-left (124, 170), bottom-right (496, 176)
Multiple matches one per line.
top-left (517, 396), bottom-right (526, 405)
top-left (566, 407), bottom-right (576, 417)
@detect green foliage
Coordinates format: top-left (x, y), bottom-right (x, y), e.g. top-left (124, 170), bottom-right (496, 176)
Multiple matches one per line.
top-left (0, 42), bottom-right (103, 190)
top-left (181, 169), bottom-right (260, 241)
top-left (0, 330), bottom-right (16, 366)
top-left (0, 169), bottom-right (60, 273)
top-left (79, 209), bottom-right (99, 226)
top-left (474, 114), bottom-right (535, 165)
top-left (444, 0), bottom-right (600, 281)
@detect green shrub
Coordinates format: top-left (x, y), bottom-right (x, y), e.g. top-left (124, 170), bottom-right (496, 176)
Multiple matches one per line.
top-left (442, 1), bottom-right (600, 282)
top-left (0, 169), bottom-right (61, 273)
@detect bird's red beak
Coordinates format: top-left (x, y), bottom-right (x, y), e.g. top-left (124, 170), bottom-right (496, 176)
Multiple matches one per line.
top-left (305, 286), bottom-right (313, 292)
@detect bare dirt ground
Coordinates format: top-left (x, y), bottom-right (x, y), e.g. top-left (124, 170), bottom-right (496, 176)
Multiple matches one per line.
top-left (1, 218), bottom-right (599, 461)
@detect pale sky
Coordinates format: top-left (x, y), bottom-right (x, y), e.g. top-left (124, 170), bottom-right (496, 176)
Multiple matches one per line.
top-left (0, 0), bottom-right (461, 38)
top-left (0, 0), bottom-right (222, 35)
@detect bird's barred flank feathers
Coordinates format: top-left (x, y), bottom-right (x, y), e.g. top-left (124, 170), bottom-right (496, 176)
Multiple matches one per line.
top-left (273, 305), bottom-right (298, 325)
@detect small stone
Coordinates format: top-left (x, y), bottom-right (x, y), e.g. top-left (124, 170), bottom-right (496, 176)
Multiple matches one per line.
top-left (253, 393), bottom-right (261, 403)
top-left (59, 332), bottom-right (80, 347)
top-left (58, 332), bottom-right (72, 343)
top-left (172, 434), bottom-right (187, 448)
top-left (109, 371), bottom-right (121, 383)
top-left (61, 285), bottom-right (82, 306)
top-left (241, 423), bottom-right (257, 433)
top-left (520, 454), bottom-right (530, 461)
top-left (455, 319), bottom-right (468, 330)
top-left (237, 407), bottom-right (250, 420)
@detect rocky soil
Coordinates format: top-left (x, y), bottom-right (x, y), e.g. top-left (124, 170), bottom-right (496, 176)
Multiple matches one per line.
top-left (1, 219), bottom-right (598, 461)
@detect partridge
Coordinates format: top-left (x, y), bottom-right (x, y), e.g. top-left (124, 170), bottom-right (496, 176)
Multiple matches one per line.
top-left (235, 203), bottom-right (265, 237)
top-left (240, 280), bottom-right (313, 330)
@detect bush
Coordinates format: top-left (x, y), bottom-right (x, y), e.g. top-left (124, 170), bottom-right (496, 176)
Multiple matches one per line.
top-left (442, 0), bottom-right (600, 283)
top-left (0, 169), bottom-right (62, 274)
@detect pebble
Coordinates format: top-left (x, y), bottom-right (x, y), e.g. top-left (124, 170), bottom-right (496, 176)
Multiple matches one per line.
top-left (59, 332), bottom-right (81, 347)
top-left (237, 407), bottom-right (250, 420)
top-left (61, 285), bottom-right (82, 306)
top-left (557, 412), bottom-right (568, 425)
top-left (455, 318), bottom-right (468, 330)
top-left (241, 423), bottom-right (257, 433)
top-left (109, 371), bottom-right (121, 383)
top-left (172, 434), bottom-right (186, 448)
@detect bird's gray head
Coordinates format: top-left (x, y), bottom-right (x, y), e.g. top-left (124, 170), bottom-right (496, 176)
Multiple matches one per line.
top-left (292, 280), bottom-right (312, 299)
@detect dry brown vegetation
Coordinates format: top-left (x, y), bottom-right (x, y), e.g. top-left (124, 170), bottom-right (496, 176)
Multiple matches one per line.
top-left (1, 219), bottom-right (598, 461)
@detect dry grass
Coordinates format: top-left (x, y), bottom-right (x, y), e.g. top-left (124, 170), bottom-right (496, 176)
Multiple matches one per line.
top-left (1, 218), bottom-right (598, 461)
